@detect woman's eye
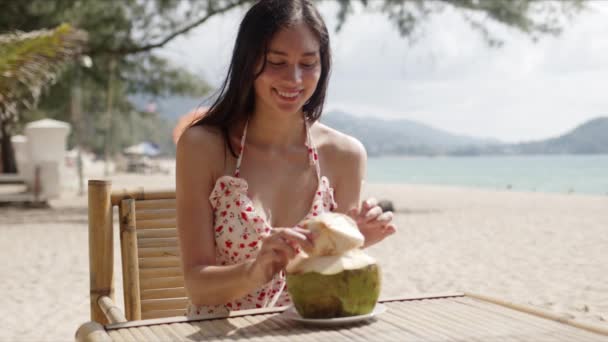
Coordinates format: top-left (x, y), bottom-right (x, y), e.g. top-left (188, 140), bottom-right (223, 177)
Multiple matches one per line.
top-left (267, 60), bottom-right (317, 68)
top-left (300, 61), bottom-right (317, 68)
top-left (302, 63), bottom-right (318, 69)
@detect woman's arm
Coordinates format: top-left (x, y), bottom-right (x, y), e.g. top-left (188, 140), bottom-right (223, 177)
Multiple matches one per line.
top-left (329, 135), bottom-right (367, 217)
top-left (327, 132), bottom-right (395, 248)
top-left (176, 126), bottom-right (263, 305)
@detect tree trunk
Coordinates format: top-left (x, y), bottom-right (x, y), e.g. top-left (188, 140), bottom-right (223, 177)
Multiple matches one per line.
top-left (72, 66), bottom-right (85, 195)
top-left (104, 57), bottom-right (116, 176)
top-left (0, 119), bottom-right (18, 174)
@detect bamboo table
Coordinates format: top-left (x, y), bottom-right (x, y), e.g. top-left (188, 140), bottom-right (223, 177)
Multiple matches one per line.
top-left (76, 293), bottom-right (608, 341)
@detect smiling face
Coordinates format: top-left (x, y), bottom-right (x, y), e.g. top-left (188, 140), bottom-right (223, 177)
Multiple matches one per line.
top-left (253, 20), bottom-right (322, 117)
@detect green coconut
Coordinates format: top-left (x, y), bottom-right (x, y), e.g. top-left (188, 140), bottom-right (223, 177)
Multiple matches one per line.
top-left (285, 213), bottom-right (382, 319)
top-left (286, 260), bottom-right (381, 318)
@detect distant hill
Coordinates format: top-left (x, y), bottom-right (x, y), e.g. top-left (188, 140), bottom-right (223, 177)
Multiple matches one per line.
top-left (146, 95), bottom-right (608, 156)
top-left (512, 117), bottom-right (608, 154)
top-left (322, 112), bottom-right (608, 156)
top-left (321, 111), bottom-right (499, 156)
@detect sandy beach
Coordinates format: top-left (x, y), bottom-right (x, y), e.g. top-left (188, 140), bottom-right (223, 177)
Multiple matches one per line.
top-left (1, 164), bottom-right (607, 341)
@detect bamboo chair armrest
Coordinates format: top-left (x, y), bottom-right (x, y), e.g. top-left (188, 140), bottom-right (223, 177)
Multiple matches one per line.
top-left (75, 321), bottom-right (111, 342)
top-left (98, 296), bottom-right (127, 324)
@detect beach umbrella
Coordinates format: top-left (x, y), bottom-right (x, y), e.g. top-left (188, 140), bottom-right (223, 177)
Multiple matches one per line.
top-left (124, 141), bottom-right (160, 157)
top-left (173, 107), bottom-right (207, 144)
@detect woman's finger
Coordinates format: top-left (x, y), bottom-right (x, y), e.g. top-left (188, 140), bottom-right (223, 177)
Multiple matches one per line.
top-left (376, 210), bottom-right (393, 224)
top-left (273, 228), bottom-right (314, 252)
top-left (263, 237), bottom-right (297, 260)
top-left (290, 226), bottom-right (316, 241)
top-left (257, 248), bottom-right (289, 280)
top-left (291, 227), bottom-right (317, 250)
top-left (347, 207), bottom-right (359, 219)
top-left (271, 249), bottom-right (290, 271)
top-left (359, 219), bottom-right (390, 232)
top-left (272, 227), bottom-right (309, 241)
top-left (363, 198), bottom-right (378, 211)
top-left (382, 223), bottom-right (397, 235)
top-left (362, 224), bottom-right (396, 248)
top-left (363, 205), bottom-right (383, 223)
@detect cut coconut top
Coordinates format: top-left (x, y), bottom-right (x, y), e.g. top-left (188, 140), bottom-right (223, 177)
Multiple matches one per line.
top-left (286, 249), bottom-right (376, 275)
top-left (286, 213), bottom-right (374, 275)
top-left (301, 212), bottom-right (364, 257)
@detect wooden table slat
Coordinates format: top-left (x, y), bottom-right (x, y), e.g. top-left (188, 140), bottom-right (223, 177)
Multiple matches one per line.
top-left (376, 306), bottom-right (427, 340)
top-left (134, 326), bottom-right (162, 342)
top-left (388, 301), bottom-right (460, 340)
top-left (116, 328), bottom-right (137, 342)
top-left (160, 324), bottom-right (186, 341)
top-left (406, 300), bottom-right (489, 342)
top-left (445, 298), bottom-right (588, 341)
top-left (126, 327), bottom-right (148, 342)
top-left (455, 297), bottom-right (603, 340)
top-left (238, 315), bottom-right (284, 342)
top-left (428, 298), bottom-right (525, 340)
top-left (106, 330), bottom-right (124, 342)
top-left (91, 294), bottom-right (608, 342)
top-left (147, 324), bottom-right (173, 341)
top-left (434, 299), bottom-right (519, 338)
top-left (458, 298), bottom-right (554, 339)
top-left (169, 322), bottom-right (201, 341)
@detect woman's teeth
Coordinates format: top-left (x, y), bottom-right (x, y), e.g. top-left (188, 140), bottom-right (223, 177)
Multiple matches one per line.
top-left (276, 90), bottom-right (300, 98)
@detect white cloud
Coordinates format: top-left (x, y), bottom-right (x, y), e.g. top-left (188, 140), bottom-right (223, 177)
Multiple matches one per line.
top-left (159, 1), bottom-right (608, 142)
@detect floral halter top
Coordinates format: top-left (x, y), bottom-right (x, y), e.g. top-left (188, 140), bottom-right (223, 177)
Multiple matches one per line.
top-left (186, 119), bottom-right (337, 318)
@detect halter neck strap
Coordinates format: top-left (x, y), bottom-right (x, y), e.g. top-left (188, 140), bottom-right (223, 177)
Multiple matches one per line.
top-left (234, 120), bottom-right (249, 177)
top-left (234, 119), bottom-right (321, 180)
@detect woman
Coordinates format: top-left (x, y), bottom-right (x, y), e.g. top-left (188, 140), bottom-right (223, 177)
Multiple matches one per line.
top-left (176, 0), bottom-right (396, 317)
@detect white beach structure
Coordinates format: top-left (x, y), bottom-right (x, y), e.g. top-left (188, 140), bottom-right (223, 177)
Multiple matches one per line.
top-left (10, 135), bottom-right (28, 178)
top-left (25, 119), bottom-right (71, 164)
top-left (0, 119), bottom-right (71, 202)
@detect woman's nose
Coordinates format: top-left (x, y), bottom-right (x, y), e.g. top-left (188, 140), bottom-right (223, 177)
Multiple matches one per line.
top-left (283, 64), bottom-right (302, 83)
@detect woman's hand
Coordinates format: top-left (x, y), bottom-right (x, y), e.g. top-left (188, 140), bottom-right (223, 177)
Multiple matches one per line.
top-left (249, 227), bottom-right (315, 284)
top-left (348, 198), bottom-right (396, 248)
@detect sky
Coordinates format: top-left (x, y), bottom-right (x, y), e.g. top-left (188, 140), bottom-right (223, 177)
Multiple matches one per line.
top-left (159, 1), bottom-right (608, 143)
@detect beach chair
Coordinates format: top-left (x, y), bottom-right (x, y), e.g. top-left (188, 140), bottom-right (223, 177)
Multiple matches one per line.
top-left (86, 179), bottom-right (184, 324)
top-left (78, 179), bottom-right (608, 341)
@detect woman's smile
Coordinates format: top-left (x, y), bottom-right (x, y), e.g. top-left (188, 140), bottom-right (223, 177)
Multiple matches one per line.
top-left (273, 88), bottom-right (302, 102)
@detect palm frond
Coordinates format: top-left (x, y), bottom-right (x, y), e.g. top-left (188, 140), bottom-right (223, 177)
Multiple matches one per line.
top-left (0, 23), bottom-right (88, 123)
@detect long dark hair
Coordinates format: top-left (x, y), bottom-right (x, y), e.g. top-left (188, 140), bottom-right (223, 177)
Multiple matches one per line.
top-left (192, 0), bottom-right (332, 157)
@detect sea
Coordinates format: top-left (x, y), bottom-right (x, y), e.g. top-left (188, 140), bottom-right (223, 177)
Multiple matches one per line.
top-left (366, 155), bottom-right (608, 196)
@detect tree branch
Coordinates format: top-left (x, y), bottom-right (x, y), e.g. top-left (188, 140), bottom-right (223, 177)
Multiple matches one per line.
top-left (91, 0), bottom-right (252, 56)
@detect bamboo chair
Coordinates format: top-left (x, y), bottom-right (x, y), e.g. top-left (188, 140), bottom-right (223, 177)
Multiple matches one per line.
top-left (88, 179), bottom-right (185, 325)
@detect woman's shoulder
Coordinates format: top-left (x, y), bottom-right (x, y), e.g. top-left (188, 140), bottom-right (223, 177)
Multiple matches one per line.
top-left (311, 121), bottom-right (367, 165)
top-left (178, 124), bottom-right (224, 154)
top-left (176, 124), bottom-right (227, 173)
